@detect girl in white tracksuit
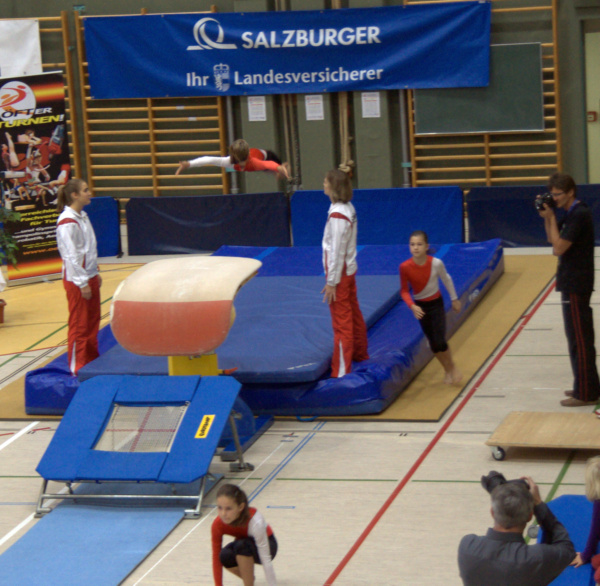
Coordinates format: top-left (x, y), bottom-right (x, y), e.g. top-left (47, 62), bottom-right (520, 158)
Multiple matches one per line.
top-left (321, 169), bottom-right (369, 377)
top-left (56, 179), bottom-right (101, 375)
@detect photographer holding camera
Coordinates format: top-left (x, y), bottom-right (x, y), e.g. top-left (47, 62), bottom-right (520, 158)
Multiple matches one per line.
top-left (458, 474), bottom-right (575, 585)
top-left (537, 172), bottom-right (600, 407)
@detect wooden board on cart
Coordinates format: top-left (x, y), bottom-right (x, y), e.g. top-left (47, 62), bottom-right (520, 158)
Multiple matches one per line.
top-left (486, 411), bottom-right (600, 460)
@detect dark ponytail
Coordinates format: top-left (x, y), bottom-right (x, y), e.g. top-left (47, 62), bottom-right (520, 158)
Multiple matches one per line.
top-left (216, 483), bottom-right (250, 526)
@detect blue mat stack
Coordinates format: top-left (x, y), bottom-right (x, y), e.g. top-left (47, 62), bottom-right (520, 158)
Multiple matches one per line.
top-left (25, 241), bottom-right (503, 416)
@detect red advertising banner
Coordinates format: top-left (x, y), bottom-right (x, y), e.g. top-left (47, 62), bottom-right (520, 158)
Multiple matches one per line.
top-left (0, 72), bottom-right (70, 283)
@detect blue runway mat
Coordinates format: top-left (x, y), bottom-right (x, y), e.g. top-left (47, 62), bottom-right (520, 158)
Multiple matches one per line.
top-left (0, 505), bottom-right (184, 586)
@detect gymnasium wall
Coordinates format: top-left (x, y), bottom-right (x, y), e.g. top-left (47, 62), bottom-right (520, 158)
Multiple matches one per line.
top-left (1, 0), bottom-right (586, 197)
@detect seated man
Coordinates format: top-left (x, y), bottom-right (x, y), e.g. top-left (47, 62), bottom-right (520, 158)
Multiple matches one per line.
top-left (458, 476), bottom-right (575, 585)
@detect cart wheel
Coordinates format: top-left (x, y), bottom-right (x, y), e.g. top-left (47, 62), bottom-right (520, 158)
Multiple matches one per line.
top-left (492, 446), bottom-right (506, 461)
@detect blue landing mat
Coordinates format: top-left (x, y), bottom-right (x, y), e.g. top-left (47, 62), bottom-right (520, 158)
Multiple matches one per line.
top-left (224, 241), bottom-right (504, 415)
top-left (79, 274), bottom-right (400, 384)
top-left (539, 495), bottom-right (596, 586)
top-left (27, 241), bottom-right (503, 416)
top-left (0, 505), bottom-right (184, 586)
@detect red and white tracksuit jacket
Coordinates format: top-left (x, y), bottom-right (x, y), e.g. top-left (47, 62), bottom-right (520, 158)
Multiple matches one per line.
top-left (56, 206), bottom-right (100, 375)
top-left (322, 201), bottom-right (369, 377)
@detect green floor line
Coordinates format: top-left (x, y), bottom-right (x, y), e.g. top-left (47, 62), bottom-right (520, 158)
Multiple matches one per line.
top-left (525, 451), bottom-right (576, 544)
top-left (275, 478), bottom-right (398, 482)
top-left (545, 451), bottom-right (576, 502)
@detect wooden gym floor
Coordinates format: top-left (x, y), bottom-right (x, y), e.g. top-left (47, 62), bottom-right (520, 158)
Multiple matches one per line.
top-left (0, 245), bottom-right (598, 585)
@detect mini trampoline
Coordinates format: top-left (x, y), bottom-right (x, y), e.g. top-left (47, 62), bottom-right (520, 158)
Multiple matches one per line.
top-left (36, 374), bottom-right (250, 517)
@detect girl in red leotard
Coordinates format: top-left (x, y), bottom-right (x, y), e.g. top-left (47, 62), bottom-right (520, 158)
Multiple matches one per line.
top-left (399, 230), bottom-right (462, 384)
top-left (212, 483), bottom-right (278, 586)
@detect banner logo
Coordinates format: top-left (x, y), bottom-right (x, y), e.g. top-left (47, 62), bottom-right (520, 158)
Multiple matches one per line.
top-left (214, 64), bottom-right (230, 92)
top-left (0, 81), bottom-right (36, 120)
top-left (187, 18), bottom-right (237, 51)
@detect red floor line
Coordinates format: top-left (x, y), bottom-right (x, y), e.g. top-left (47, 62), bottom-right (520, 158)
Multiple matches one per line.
top-left (324, 280), bottom-right (557, 585)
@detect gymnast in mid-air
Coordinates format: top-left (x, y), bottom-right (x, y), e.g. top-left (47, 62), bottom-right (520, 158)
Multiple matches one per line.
top-left (175, 138), bottom-right (290, 181)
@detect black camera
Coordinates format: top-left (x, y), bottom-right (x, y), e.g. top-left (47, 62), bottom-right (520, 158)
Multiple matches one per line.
top-left (535, 192), bottom-right (556, 212)
top-left (481, 471), bottom-right (528, 494)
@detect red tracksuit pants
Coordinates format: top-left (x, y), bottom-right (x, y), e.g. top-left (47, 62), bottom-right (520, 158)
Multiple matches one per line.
top-left (64, 274), bottom-right (100, 375)
top-left (329, 270), bottom-right (369, 378)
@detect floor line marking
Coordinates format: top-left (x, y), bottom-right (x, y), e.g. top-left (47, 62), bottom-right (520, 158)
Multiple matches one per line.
top-left (131, 441), bottom-right (288, 586)
top-left (0, 422), bottom-right (38, 452)
top-left (132, 424), bottom-right (323, 585)
top-left (0, 485), bottom-right (71, 549)
top-left (248, 422), bottom-right (326, 502)
top-left (0, 306), bottom-right (111, 364)
top-left (525, 452), bottom-right (576, 544)
top-left (323, 279), bottom-right (556, 585)
top-left (275, 478), bottom-right (398, 482)
top-left (0, 513), bottom-right (35, 549)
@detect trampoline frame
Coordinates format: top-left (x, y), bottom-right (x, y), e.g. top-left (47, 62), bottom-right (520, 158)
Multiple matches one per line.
top-left (36, 412), bottom-right (254, 518)
top-left (35, 376), bottom-right (255, 518)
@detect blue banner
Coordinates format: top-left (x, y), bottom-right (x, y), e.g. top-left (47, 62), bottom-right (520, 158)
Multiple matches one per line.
top-left (84, 3), bottom-right (491, 99)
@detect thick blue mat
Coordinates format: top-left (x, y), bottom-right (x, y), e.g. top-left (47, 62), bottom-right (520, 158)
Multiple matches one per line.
top-left (215, 241), bottom-right (504, 415)
top-left (80, 273), bottom-right (400, 384)
top-left (0, 505), bottom-right (183, 586)
top-left (27, 241), bottom-right (504, 416)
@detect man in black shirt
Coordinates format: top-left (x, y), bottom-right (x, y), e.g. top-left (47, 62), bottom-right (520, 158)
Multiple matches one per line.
top-left (458, 477), bottom-right (575, 585)
top-left (538, 172), bottom-right (600, 406)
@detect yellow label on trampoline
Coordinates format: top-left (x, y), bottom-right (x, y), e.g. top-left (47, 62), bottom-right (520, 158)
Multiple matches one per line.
top-left (195, 415), bottom-right (215, 439)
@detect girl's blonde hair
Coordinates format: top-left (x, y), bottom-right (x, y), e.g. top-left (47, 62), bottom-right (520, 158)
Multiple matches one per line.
top-left (585, 456), bottom-right (600, 501)
top-left (325, 169), bottom-right (352, 203)
top-left (56, 178), bottom-right (86, 213)
top-left (229, 139), bottom-right (250, 164)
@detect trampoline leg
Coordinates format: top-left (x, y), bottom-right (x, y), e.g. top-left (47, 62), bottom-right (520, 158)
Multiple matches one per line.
top-left (35, 479), bottom-right (52, 517)
top-left (228, 413), bottom-right (254, 472)
top-left (185, 475), bottom-right (206, 518)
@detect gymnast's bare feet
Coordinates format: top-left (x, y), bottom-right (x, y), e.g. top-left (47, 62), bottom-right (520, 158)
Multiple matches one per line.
top-left (444, 368), bottom-right (463, 385)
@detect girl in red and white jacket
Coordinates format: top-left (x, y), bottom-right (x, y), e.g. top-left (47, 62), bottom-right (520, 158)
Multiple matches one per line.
top-left (56, 179), bottom-right (101, 375)
top-left (400, 230), bottom-right (462, 384)
top-left (321, 169), bottom-right (369, 378)
top-left (212, 483), bottom-right (277, 586)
